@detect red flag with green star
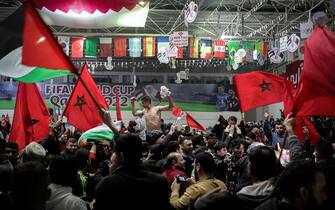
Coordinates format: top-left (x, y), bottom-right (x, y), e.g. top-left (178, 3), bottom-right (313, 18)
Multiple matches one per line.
top-left (234, 72), bottom-right (286, 112)
top-left (63, 63), bottom-right (108, 132)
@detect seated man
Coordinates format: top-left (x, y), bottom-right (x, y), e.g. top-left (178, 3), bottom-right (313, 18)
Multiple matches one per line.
top-left (170, 152), bottom-right (226, 209)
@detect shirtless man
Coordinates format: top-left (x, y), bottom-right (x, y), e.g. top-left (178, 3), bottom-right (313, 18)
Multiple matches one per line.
top-left (131, 95), bottom-right (173, 131)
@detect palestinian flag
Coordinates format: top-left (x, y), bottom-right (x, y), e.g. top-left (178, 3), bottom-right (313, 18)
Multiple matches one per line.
top-left (0, 2), bottom-right (75, 83)
top-left (78, 124), bottom-right (115, 142)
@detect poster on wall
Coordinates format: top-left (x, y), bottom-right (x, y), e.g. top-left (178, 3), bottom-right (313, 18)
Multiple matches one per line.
top-left (0, 82), bottom-right (240, 112)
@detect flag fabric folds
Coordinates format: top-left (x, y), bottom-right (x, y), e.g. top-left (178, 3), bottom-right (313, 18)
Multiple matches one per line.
top-left (0, 2), bottom-right (75, 83)
top-left (143, 37), bottom-right (156, 57)
top-left (9, 83), bottom-right (50, 150)
top-left (129, 37), bottom-right (142, 57)
top-left (114, 37), bottom-right (127, 57)
top-left (213, 40), bottom-right (226, 58)
top-left (63, 63), bottom-right (109, 132)
top-left (293, 27), bottom-right (335, 117)
top-left (71, 37), bottom-right (84, 58)
top-left (172, 106), bottom-right (183, 119)
top-left (234, 72), bottom-right (286, 113)
top-left (57, 36), bottom-right (70, 56)
top-left (186, 112), bottom-right (206, 132)
top-left (78, 124), bottom-right (114, 142)
top-left (176, 47), bottom-right (183, 58)
top-left (99, 37), bottom-right (113, 57)
top-left (85, 37), bottom-right (98, 57)
top-left (189, 38), bottom-right (199, 58)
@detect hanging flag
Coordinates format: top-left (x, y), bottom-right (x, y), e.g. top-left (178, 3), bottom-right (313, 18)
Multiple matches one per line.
top-left (176, 47), bottom-right (183, 58)
top-left (85, 37), bottom-right (98, 57)
top-left (189, 37), bottom-right (199, 58)
top-left (294, 27), bottom-right (335, 117)
top-left (115, 86), bottom-right (122, 121)
top-left (63, 63), bottom-right (109, 132)
top-left (143, 37), bottom-right (156, 57)
top-left (213, 40), bottom-right (226, 58)
top-left (172, 106), bottom-right (183, 119)
top-left (114, 37), bottom-right (127, 57)
top-left (157, 37), bottom-right (170, 52)
top-left (200, 40), bottom-right (212, 59)
top-left (9, 83), bottom-right (50, 150)
top-left (99, 37), bottom-right (112, 57)
top-left (234, 72), bottom-right (286, 112)
top-left (0, 2), bottom-right (75, 83)
top-left (186, 112), bottom-right (206, 132)
top-left (241, 41), bottom-right (255, 62)
top-left (129, 37), bottom-right (142, 57)
top-left (227, 41), bottom-right (240, 64)
top-left (57, 36), bottom-right (70, 56)
top-left (71, 37), bottom-right (84, 58)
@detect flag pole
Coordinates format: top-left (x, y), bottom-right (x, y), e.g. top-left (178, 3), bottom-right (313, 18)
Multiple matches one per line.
top-left (75, 63), bottom-right (102, 111)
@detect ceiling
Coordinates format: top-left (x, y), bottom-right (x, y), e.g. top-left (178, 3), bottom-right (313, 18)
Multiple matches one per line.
top-left (0, 0), bottom-right (332, 40)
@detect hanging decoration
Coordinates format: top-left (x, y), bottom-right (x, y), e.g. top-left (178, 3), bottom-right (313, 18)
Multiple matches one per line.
top-left (175, 72), bottom-right (182, 84)
top-left (312, 11), bottom-right (328, 27)
top-left (257, 53), bottom-right (265, 66)
top-left (268, 47), bottom-right (284, 64)
top-left (157, 47), bottom-right (169, 64)
top-left (34, 0), bottom-right (150, 28)
top-left (287, 34), bottom-right (301, 53)
top-left (232, 62), bottom-right (239, 70)
top-left (105, 56), bottom-right (114, 70)
top-left (184, 1), bottom-right (198, 23)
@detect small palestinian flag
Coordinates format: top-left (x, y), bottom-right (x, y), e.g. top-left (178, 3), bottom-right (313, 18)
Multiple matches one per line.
top-left (0, 2), bottom-right (75, 83)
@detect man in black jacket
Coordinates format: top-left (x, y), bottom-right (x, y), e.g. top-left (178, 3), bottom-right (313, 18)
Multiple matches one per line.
top-left (94, 133), bottom-right (172, 210)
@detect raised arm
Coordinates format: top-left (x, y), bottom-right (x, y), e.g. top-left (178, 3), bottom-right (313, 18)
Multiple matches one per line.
top-left (131, 97), bottom-right (144, 116)
top-left (158, 96), bottom-right (174, 111)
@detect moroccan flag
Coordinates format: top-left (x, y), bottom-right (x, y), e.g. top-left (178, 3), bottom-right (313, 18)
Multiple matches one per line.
top-left (57, 36), bottom-right (70, 56)
top-left (9, 83), bottom-right (50, 150)
top-left (114, 37), bottom-right (127, 57)
top-left (172, 106), bottom-right (183, 119)
top-left (63, 63), bottom-right (109, 132)
top-left (186, 112), bottom-right (206, 132)
top-left (234, 72), bottom-right (286, 112)
top-left (200, 40), bottom-right (212, 59)
top-left (85, 37), bottom-right (98, 57)
top-left (213, 40), bottom-right (226, 58)
top-left (129, 37), bottom-right (142, 57)
top-left (0, 2), bottom-right (75, 83)
top-left (227, 41), bottom-right (240, 64)
top-left (293, 27), bottom-right (335, 117)
top-left (71, 37), bottom-right (84, 58)
top-left (99, 37), bottom-right (112, 57)
top-left (143, 37), bottom-right (156, 57)
top-left (189, 38), bottom-right (199, 58)
top-left (115, 86), bottom-right (122, 121)
top-left (283, 81), bottom-right (319, 144)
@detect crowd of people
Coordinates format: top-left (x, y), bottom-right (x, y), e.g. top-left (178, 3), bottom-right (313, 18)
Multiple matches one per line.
top-left (0, 98), bottom-right (335, 210)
